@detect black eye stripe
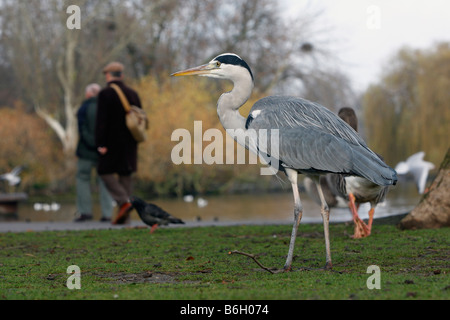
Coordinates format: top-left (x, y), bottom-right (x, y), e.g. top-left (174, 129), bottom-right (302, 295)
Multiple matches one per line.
top-left (214, 54), bottom-right (254, 81)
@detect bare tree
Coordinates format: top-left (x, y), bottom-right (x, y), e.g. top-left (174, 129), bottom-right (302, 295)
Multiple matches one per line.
top-left (0, 0), bottom-right (150, 156)
top-left (1, 0), bottom-right (345, 157)
top-left (125, 0), bottom-right (334, 94)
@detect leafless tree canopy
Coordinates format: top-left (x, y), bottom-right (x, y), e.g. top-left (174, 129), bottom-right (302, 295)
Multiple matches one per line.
top-left (0, 0), bottom-right (352, 156)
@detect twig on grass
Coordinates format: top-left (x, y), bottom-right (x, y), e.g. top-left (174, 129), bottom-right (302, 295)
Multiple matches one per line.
top-left (228, 250), bottom-right (277, 274)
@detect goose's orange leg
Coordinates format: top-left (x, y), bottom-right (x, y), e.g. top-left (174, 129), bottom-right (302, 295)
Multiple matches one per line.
top-left (348, 193), bottom-right (370, 239)
top-left (366, 207), bottom-right (375, 236)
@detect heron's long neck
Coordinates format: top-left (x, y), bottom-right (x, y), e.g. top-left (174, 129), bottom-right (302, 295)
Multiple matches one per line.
top-left (217, 76), bottom-right (253, 131)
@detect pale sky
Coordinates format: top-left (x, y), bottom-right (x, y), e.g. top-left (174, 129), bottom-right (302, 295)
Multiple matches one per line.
top-left (282, 0), bottom-right (450, 92)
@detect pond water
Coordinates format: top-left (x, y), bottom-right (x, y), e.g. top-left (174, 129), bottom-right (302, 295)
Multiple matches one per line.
top-left (11, 178), bottom-right (421, 225)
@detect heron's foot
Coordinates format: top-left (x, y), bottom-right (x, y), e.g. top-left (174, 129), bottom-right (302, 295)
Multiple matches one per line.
top-left (324, 261), bottom-right (333, 270)
top-left (282, 265), bottom-right (292, 272)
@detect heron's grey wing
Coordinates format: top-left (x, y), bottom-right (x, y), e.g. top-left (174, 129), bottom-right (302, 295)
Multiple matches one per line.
top-left (247, 96), bottom-right (397, 186)
top-left (275, 127), bottom-right (354, 173)
top-left (247, 96), bottom-right (366, 147)
top-left (259, 127), bottom-right (396, 186)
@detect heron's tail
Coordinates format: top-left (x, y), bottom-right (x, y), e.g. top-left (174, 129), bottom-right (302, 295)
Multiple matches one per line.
top-left (351, 146), bottom-right (398, 186)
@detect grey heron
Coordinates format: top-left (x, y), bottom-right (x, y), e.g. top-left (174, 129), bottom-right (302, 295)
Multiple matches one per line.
top-left (172, 53), bottom-right (397, 271)
top-left (304, 107), bottom-right (391, 238)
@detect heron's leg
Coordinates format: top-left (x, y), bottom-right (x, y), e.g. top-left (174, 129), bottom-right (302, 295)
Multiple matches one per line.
top-left (313, 176), bottom-right (332, 269)
top-left (283, 169), bottom-right (303, 271)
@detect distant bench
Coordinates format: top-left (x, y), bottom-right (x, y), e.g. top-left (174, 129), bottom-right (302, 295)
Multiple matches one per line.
top-left (0, 193), bottom-right (28, 218)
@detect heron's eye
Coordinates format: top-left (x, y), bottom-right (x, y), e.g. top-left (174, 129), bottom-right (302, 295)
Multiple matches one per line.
top-left (216, 61), bottom-right (221, 67)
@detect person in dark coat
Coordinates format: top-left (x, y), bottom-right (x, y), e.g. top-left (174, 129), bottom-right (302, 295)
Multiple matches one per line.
top-left (75, 83), bottom-right (114, 222)
top-left (95, 62), bottom-right (142, 224)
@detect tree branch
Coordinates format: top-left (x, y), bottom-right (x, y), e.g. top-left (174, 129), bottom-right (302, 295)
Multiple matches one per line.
top-left (228, 250), bottom-right (277, 274)
top-left (34, 105), bottom-right (67, 147)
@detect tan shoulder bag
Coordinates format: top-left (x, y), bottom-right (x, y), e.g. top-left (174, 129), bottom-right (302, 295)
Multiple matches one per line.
top-left (110, 83), bottom-right (148, 143)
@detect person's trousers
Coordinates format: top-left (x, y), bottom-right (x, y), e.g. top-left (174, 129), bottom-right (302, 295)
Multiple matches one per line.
top-left (99, 173), bottom-right (133, 207)
top-left (76, 158), bottom-right (114, 218)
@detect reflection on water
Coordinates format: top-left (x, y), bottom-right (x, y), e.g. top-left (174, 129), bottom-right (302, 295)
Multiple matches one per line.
top-left (10, 180), bottom-right (421, 224)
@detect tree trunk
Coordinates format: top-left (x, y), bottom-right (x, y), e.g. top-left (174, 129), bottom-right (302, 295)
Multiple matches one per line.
top-left (399, 148), bottom-right (450, 229)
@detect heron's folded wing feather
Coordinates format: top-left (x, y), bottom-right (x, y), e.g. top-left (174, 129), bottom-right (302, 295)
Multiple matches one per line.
top-left (248, 96), bottom-right (366, 147)
top-left (275, 128), bottom-right (354, 174)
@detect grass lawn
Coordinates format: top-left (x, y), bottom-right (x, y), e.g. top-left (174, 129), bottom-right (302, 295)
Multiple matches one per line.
top-left (0, 223), bottom-right (448, 301)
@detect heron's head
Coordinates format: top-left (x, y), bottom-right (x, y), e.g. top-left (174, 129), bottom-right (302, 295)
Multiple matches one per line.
top-left (171, 53), bottom-right (254, 83)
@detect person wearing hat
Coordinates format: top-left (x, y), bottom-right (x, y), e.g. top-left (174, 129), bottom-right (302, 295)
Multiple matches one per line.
top-left (95, 62), bottom-right (143, 224)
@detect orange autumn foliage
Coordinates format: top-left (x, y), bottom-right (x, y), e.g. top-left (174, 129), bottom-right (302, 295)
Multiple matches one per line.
top-left (0, 103), bottom-right (65, 193)
top-left (133, 75), bottom-right (272, 197)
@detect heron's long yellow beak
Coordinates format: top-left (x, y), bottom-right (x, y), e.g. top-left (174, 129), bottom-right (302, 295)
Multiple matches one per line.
top-left (171, 63), bottom-right (214, 77)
